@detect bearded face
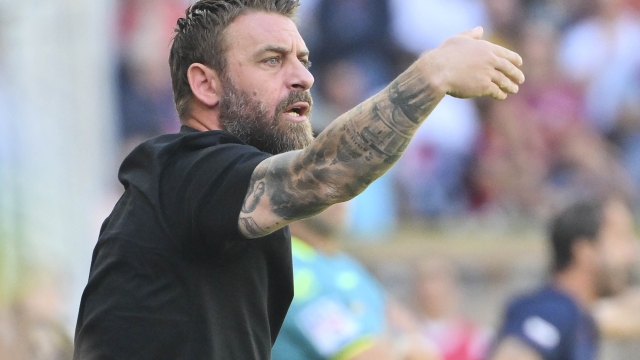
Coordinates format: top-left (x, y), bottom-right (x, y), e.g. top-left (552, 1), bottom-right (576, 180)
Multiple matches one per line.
top-left (218, 73), bottom-right (314, 155)
top-left (593, 200), bottom-right (638, 298)
top-left (595, 258), bottom-right (631, 298)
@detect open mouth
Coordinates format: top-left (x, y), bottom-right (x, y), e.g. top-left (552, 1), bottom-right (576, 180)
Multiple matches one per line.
top-left (283, 102), bottom-right (310, 118)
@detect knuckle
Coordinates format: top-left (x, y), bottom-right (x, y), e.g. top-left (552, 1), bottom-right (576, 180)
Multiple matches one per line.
top-left (490, 53), bottom-right (502, 66)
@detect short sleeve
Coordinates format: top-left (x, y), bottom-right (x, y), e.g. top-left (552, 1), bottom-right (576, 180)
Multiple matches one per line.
top-left (162, 136), bottom-right (270, 251)
top-left (196, 144), bottom-right (269, 243)
top-left (497, 299), bottom-right (577, 360)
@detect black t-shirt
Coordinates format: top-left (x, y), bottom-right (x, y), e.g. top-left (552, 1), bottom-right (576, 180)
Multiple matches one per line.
top-left (74, 126), bottom-right (293, 359)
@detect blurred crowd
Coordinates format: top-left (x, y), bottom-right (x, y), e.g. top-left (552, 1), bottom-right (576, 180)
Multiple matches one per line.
top-left (114, 0), bottom-right (640, 230)
top-left (2, 0), bottom-right (640, 358)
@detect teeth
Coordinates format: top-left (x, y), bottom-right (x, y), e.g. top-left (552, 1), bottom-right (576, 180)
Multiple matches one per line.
top-left (285, 111), bottom-right (300, 117)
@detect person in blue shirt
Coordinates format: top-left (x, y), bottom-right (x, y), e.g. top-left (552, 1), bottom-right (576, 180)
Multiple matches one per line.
top-left (272, 203), bottom-right (439, 360)
top-left (489, 198), bottom-right (637, 360)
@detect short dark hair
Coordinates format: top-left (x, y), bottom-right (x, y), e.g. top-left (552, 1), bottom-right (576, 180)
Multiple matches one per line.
top-left (549, 200), bottom-right (604, 273)
top-left (169, 0), bottom-right (300, 120)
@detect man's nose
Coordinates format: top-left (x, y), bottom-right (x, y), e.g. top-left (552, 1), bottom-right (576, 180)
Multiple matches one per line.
top-left (288, 60), bottom-right (314, 91)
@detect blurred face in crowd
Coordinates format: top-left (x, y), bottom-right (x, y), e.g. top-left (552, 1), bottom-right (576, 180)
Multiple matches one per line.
top-left (593, 200), bottom-right (638, 297)
top-left (297, 202), bottom-right (348, 239)
top-left (520, 21), bottom-right (558, 83)
top-left (415, 259), bottom-right (459, 319)
top-left (219, 11), bottom-right (315, 154)
top-left (597, 0), bottom-right (626, 15)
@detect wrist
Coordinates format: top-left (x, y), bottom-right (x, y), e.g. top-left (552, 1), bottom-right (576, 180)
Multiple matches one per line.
top-left (415, 51), bottom-right (448, 97)
top-left (385, 55), bottom-right (447, 124)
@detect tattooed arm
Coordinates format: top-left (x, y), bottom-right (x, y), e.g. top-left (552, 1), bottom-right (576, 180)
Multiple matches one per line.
top-left (239, 27), bottom-right (524, 238)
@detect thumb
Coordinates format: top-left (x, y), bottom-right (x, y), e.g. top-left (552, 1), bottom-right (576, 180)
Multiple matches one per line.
top-left (458, 26), bottom-right (483, 39)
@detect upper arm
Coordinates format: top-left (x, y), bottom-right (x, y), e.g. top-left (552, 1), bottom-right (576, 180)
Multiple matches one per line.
top-left (489, 337), bottom-right (543, 360)
top-left (493, 296), bottom-right (574, 360)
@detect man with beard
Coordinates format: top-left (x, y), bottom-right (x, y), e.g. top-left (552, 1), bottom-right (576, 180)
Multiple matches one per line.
top-left (73, 0), bottom-right (524, 359)
top-left (489, 198), bottom-right (638, 360)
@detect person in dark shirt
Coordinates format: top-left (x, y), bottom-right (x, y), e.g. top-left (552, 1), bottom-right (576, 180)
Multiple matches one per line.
top-left (489, 198), bottom-right (638, 360)
top-left (73, 0), bottom-right (525, 358)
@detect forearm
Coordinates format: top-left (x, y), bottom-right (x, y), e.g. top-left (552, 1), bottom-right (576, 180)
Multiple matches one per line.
top-left (309, 62), bottom-right (444, 195)
top-left (239, 28), bottom-right (524, 238)
top-left (270, 61), bottom-right (443, 215)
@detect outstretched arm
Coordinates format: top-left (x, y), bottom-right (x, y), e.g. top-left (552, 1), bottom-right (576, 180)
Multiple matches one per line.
top-left (239, 27), bottom-right (524, 238)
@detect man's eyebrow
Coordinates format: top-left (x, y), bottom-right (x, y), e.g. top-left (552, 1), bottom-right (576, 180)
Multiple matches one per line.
top-left (255, 45), bottom-right (309, 58)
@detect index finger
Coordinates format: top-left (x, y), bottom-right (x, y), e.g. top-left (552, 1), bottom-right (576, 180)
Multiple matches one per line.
top-left (490, 43), bottom-right (523, 67)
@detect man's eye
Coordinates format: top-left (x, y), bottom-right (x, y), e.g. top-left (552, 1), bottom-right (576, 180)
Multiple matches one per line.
top-left (301, 60), bottom-right (312, 69)
top-left (265, 57), bottom-right (280, 65)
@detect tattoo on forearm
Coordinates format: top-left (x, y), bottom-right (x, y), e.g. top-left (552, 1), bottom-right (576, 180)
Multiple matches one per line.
top-left (242, 181), bottom-right (265, 213)
top-left (389, 81), bottom-right (437, 123)
top-left (239, 217), bottom-right (265, 238)
top-left (239, 65), bottom-right (442, 237)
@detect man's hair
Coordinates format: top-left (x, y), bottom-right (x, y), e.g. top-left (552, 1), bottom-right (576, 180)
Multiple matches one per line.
top-left (169, 0), bottom-right (300, 120)
top-left (549, 200), bottom-right (604, 273)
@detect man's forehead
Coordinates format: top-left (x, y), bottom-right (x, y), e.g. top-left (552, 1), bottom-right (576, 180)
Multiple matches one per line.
top-left (225, 11), bottom-right (308, 55)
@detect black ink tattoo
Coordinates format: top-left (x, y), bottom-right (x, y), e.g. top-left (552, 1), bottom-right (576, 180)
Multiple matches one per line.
top-left (239, 217), bottom-right (265, 238)
top-left (241, 181), bottom-right (265, 213)
top-left (239, 63), bottom-right (444, 238)
top-left (389, 77), bottom-right (437, 123)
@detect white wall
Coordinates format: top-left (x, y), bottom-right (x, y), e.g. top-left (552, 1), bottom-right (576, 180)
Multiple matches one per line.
top-left (0, 0), bottom-right (118, 333)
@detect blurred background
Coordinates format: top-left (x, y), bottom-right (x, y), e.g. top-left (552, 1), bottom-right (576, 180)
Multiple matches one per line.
top-left (1, 0), bottom-right (640, 358)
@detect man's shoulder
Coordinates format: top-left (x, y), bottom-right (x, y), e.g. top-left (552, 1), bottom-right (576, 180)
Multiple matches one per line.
top-left (142, 128), bottom-right (256, 155)
top-left (502, 286), bottom-right (583, 342)
top-left (508, 286), bottom-right (579, 313)
top-left (121, 129), bottom-right (267, 175)
top-left (507, 286), bottom-right (580, 323)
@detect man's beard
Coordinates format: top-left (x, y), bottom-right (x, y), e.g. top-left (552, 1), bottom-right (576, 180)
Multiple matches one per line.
top-left (595, 262), bottom-right (630, 298)
top-left (219, 74), bottom-right (314, 155)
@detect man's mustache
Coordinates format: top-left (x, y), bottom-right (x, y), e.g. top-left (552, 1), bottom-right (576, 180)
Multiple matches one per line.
top-left (275, 91), bottom-right (313, 115)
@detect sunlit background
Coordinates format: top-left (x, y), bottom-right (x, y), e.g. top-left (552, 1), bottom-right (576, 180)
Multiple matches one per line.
top-left (1, 0), bottom-right (640, 358)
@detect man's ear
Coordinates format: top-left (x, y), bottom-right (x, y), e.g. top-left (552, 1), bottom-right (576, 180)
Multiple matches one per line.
top-left (187, 63), bottom-right (221, 108)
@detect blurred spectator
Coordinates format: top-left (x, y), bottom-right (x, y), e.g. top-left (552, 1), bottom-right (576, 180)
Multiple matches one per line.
top-left (619, 67), bottom-right (640, 204)
top-left (310, 59), bottom-right (370, 133)
top-left (525, 0), bottom-right (597, 29)
top-left (472, 20), bottom-right (632, 216)
top-left (396, 96), bottom-right (480, 219)
top-left (558, 0), bottom-right (640, 139)
top-left (488, 198), bottom-right (637, 360)
top-left (116, 0), bottom-right (185, 146)
top-left (390, 0), bottom-right (488, 54)
top-left (413, 259), bottom-right (491, 360)
top-left (311, 0), bottom-right (396, 93)
top-left (272, 204), bottom-right (439, 360)
top-left (0, 274), bottom-right (73, 360)
top-left (388, 0), bottom-right (485, 220)
top-left (482, 0), bottom-right (526, 49)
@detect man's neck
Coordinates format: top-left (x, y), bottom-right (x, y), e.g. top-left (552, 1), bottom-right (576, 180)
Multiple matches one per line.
top-left (553, 268), bottom-right (597, 310)
top-left (182, 107), bottom-right (222, 131)
top-left (183, 118), bottom-right (216, 132)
